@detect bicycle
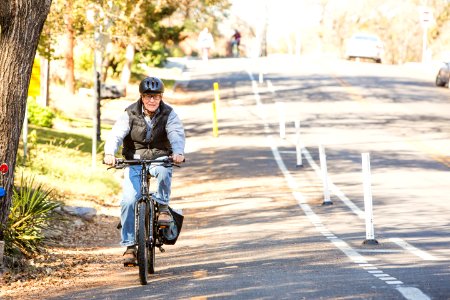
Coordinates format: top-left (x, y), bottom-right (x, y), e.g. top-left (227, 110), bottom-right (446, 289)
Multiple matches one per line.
top-left (108, 157), bottom-right (182, 285)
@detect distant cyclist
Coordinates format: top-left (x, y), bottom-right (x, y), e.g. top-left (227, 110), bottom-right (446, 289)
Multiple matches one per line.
top-left (230, 29), bottom-right (241, 57)
top-left (104, 76), bottom-right (185, 265)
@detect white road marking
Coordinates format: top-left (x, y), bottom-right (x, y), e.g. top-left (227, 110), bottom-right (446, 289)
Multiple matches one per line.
top-left (387, 281), bottom-right (404, 285)
top-left (267, 80), bottom-right (276, 94)
top-left (389, 238), bottom-right (439, 261)
top-left (374, 274), bottom-right (390, 277)
top-left (357, 249), bottom-right (403, 253)
top-left (246, 76), bottom-right (431, 300)
top-left (397, 287), bottom-right (431, 300)
top-left (269, 84), bottom-right (439, 262)
top-left (299, 146), bottom-right (365, 219)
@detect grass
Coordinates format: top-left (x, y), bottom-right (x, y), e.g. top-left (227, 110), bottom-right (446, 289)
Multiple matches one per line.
top-left (16, 119), bottom-right (121, 206)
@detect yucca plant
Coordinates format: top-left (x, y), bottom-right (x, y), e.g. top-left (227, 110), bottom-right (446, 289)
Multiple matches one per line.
top-left (4, 175), bottom-right (60, 257)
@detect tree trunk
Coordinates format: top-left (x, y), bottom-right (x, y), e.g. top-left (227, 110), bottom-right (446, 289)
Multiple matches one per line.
top-left (64, 0), bottom-right (75, 94)
top-left (0, 0), bottom-right (52, 238)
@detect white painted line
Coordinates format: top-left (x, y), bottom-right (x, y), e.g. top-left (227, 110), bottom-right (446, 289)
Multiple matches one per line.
top-left (322, 233), bottom-right (335, 237)
top-left (354, 260), bottom-right (367, 264)
top-left (357, 249), bottom-right (403, 253)
top-left (379, 277), bottom-right (398, 281)
top-left (387, 281), bottom-right (404, 285)
top-left (373, 274), bottom-right (390, 277)
top-left (271, 142), bottom-right (433, 299)
top-left (248, 76), bottom-right (431, 300)
top-left (389, 238), bottom-right (439, 261)
top-left (295, 140), bottom-right (438, 262)
top-left (300, 146), bottom-right (365, 219)
top-left (396, 287), bottom-right (430, 300)
top-left (358, 264), bottom-right (374, 267)
top-left (267, 80), bottom-right (276, 94)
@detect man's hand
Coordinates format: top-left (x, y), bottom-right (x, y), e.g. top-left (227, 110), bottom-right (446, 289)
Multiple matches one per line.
top-left (172, 154), bottom-right (185, 164)
top-left (104, 154), bottom-right (116, 166)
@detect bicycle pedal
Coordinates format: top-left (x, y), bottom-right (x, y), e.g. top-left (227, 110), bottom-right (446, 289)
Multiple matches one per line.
top-left (158, 246), bottom-right (165, 253)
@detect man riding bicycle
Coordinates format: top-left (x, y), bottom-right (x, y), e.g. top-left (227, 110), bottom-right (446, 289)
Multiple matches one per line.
top-left (104, 76), bottom-right (185, 265)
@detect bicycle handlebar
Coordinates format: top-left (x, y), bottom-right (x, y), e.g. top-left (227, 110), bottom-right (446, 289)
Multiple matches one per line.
top-left (106, 157), bottom-right (184, 170)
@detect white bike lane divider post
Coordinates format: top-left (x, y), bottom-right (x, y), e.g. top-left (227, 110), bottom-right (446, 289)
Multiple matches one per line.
top-left (319, 144), bottom-right (333, 205)
top-left (276, 101), bottom-right (286, 139)
top-left (361, 152), bottom-right (379, 245)
top-left (295, 120), bottom-right (303, 167)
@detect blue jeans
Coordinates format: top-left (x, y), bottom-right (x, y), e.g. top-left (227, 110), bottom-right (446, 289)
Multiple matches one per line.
top-left (119, 162), bottom-right (173, 246)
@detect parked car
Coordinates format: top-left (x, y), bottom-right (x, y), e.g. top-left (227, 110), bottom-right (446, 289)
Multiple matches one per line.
top-left (345, 33), bottom-right (384, 63)
top-left (435, 62), bottom-right (450, 87)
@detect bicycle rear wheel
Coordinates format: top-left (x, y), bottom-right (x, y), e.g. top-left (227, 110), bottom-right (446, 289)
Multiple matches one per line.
top-left (137, 201), bottom-right (149, 285)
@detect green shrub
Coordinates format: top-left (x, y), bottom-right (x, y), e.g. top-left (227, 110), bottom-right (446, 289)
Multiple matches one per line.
top-left (4, 176), bottom-right (60, 257)
top-left (169, 46), bottom-right (185, 58)
top-left (28, 98), bottom-right (55, 128)
top-left (134, 42), bottom-right (168, 68)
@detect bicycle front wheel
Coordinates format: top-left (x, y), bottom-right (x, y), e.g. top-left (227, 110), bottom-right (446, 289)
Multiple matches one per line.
top-left (148, 201), bottom-right (155, 275)
top-left (137, 201), bottom-right (149, 285)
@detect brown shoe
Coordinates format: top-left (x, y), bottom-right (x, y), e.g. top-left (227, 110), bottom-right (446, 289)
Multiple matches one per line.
top-left (158, 211), bottom-right (173, 226)
top-left (123, 247), bottom-right (137, 267)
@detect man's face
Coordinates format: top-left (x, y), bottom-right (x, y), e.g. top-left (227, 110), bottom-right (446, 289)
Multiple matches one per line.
top-left (141, 93), bottom-right (162, 113)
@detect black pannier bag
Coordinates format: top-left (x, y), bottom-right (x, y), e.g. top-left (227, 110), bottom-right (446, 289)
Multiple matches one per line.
top-left (161, 206), bottom-right (184, 245)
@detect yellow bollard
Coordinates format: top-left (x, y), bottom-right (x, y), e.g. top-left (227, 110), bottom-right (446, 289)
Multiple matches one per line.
top-left (212, 101), bottom-right (219, 137)
top-left (213, 82), bottom-right (220, 111)
top-left (212, 82), bottom-right (220, 137)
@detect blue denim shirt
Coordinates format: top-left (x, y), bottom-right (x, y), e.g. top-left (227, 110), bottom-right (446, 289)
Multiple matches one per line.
top-left (104, 107), bottom-right (185, 157)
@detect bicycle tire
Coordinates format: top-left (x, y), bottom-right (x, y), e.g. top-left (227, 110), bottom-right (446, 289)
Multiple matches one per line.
top-left (138, 201), bottom-right (149, 285)
top-left (148, 200), bottom-right (155, 274)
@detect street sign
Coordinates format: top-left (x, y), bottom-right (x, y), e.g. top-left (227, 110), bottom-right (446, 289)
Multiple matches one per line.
top-left (419, 7), bottom-right (434, 27)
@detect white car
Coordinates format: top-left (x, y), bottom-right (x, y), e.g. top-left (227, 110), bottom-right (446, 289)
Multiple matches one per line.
top-left (345, 33), bottom-right (384, 63)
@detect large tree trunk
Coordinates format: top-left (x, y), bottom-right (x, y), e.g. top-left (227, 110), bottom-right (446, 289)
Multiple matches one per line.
top-left (64, 0), bottom-right (75, 94)
top-left (0, 0), bottom-right (52, 238)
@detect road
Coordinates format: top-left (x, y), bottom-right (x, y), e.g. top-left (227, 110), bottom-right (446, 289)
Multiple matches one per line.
top-left (54, 56), bottom-right (449, 299)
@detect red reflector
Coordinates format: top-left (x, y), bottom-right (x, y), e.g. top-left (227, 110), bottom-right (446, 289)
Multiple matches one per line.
top-left (0, 163), bottom-right (8, 174)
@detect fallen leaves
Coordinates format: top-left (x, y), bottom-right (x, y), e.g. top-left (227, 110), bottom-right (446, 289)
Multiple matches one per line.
top-left (0, 213), bottom-right (121, 299)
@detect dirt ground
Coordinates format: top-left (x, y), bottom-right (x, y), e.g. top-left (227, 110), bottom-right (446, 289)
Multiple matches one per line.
top-left (0, 213), bottom-right (122, 299)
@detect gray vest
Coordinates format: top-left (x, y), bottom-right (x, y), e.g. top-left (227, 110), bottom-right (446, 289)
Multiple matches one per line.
top-left (122, 99), bottom-right (173, 159)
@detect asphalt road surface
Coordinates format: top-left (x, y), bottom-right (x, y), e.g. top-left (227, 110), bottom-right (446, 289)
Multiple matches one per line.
top-left (54, 56), bottom-right (449, 299)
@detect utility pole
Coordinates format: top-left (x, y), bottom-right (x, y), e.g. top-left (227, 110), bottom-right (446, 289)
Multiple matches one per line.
top-left (419, 6), bottom-right (433, 63)
top-left (261, 1), bottom-right (268, 57)
top-left (87, 7), bottom-right (104, 168)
